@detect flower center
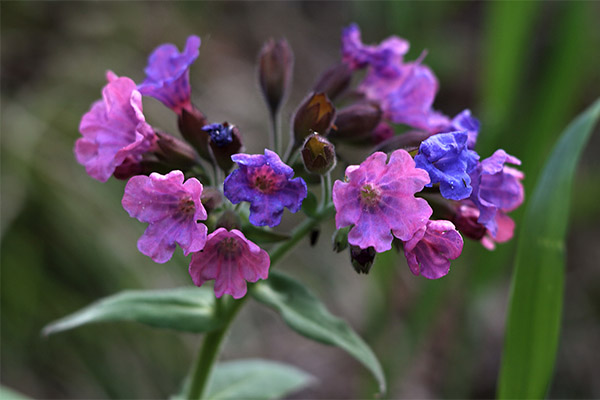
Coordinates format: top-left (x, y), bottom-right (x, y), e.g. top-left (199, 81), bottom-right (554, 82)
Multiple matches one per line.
top-left (250, 165), bottom-right (281, 194)
top-left (360, 183), bottom-right (381, 206)
top-left (179, 198), bottom-right (196, 216)
top-left (217, 237), bottom-right (242, 260)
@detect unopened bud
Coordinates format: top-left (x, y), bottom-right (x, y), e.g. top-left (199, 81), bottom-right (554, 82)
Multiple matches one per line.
top-left (203, 123), bottom-right (243, 172)
top-left (313, 63), bottom-right (352, 101)
top-left (258, 38), bottom-right (293, 115)
top-left (452, 203), bottom-right (486, 240)
top-left (155, 131), bottom-right (199, 170)
top-left (301, 134), bottom-right (336, 175)
top-left (293, 92), bottom-right (336, 145)
top-left (216, 209), bottom-right (242, 231)
top-left (178, 107), bottom-right (210, 160)
top-left (113, 157), bottom-right (168, 180)
top-left (350, 246), bottom-right (376, 274)
top-left (329, 102), bottom-right (382, 142)
top-left (332, 227), bottom-right (350, 253)
top-left (201, 188), bottom-right (223, 214)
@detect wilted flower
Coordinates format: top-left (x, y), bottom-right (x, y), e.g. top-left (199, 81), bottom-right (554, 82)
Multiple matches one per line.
top-left (189, 228), bottom-right (270, 299)
top-left (224, 150), bottom-right (307, 227)
top-left (121, 170), bottom-right (207, 263)
top-left (333, 149), bottom-right (432, 253)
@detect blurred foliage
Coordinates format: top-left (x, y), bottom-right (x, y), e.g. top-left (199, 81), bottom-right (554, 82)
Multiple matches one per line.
top-left (2, 1), bottom-right (599, 398)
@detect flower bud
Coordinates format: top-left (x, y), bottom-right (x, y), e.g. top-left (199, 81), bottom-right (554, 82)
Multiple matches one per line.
top-left (452, 203), bottom-right (487, 240)
top-left (258, 38), bottom-right (293, 115)
top-left (332, 226), bottom-right (350, 253)
top-left (313, 63), bottom-right (352, 101)
top-left (293, 92), bottom-right (336, 146)
top-left (350, 245), bottom-right (376, 274)
top-left (216, 209), bottom-right (242, 231)
top-left (178, 107), bottom-right (210, 160)
top-left (154, 131), bottom-right (199, 170)
top-left (201, 188), bottom-right (223, 214)
top-left (203, 123), bottom-right (243, 172)
top-left (301, 134), bottom-right (336, 175)
top-left (328, 102), bottom-right (382, 142)
top-left (113, 157), bottom-right (168, 180)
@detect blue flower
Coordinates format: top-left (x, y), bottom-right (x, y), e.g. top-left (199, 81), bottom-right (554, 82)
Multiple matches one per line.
top-left (223, 150), bottom-right (307, 227)
top-left (451, 109), bottom-right (480, 149)
top-left (415, 131), bottom-right (479, 200)
top-left (202, 123), bottom-right (234, 147)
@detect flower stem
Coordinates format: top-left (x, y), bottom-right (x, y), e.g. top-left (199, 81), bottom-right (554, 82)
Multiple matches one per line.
top-left (270, 111), bottom-right (281, 155)
top-left (320, 172), bottom-right (332, 210)
top-left (185, 203), bottom-right (335, 399)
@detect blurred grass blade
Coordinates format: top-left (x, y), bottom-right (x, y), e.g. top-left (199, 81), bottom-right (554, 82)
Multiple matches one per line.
top-left (498, 98), bottom-right (600, 399)
top-left (205, 359), bottom-right (314, 400)
top-left (252, 271), bottom-right (386, 395)
top-left (0, 386), bottom-right (31, 400)
top-left (43, 287), bottom-right (222, 335)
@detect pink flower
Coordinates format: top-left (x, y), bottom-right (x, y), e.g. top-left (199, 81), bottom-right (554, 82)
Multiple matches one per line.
top-left (189, 228), bottom-right (270, 299)
top-left (122, 170), bottom-right (207, 263)
top-left (333, 149), bottom-right (432, 253)
top-left (403, 220), bottom-right (463, 279)
top-left (75, 76), bottom-right (156, 182)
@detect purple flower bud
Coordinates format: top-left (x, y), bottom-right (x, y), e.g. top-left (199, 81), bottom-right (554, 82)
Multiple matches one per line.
top-left (206, 123), bottom-right (243, 172)
top-left (292, 92), bottom-right (336, 145)
top-left (154, 131), bottom-right (199, 170)
top-left (258, 38), bottom-right (293, 115)
top-left (329, 102), bottom-right (382, 142)
top-left (202, 123), bottom-right (234, 147)
top-left (178, 107), bottom-right (210, 160)
top-left (301, 134), bottom-right (336, 175)
top-left (313, 63), bottom-right (353, 101)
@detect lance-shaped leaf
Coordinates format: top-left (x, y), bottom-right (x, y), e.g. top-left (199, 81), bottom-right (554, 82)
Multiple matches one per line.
top-left (43, 287), bottom-right (222, 335)
top-left (252, 271), bottom-right (386, 394)
top-left (498, 98), bottom-right (600, 398)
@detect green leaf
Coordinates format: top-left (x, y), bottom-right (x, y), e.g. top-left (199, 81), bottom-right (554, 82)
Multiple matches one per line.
top-left (204, 359), bottom-right (314, 400)
top-left (242, 224), bottom-right (291, 244)
top-left (252, 271), bottom-right (386, 394)
top-left (0, 386), bottom-right (31, 400)
top-left (301, 191), bottom-right (318, 218)
top-left (498, 98), bottom-right (600, 399)
top-left (43, 287), bottom-right (222, 335)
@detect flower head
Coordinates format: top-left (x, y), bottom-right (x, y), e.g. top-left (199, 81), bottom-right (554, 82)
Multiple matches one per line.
top-left (403, 220), bottom-right (463, 279)
top-left (469, 150), bottom-right (524, 237)
top-left (75, 76), bottom-right (156, 182)
top-left (333, 149), bottom-right (432, 253)
top-left (122, 170), bottom-right (207, 263)
top-left (223, 149), bottom-right (307, 227)
top-left (414, 131), bottom-right (480, 200)
top-left (189, 228), bottom-right (269, 299)
top-left (138, 35), bottom-right (201, 114)
top-left (202, 123), bottom-right (234, 147)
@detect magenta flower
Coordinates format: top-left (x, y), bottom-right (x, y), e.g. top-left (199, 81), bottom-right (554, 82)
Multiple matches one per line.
top-left (122, 170), bottom-right (207, 263)
top-left (75, 76), bottom-right (156, 182)
top-left (189, 228), bottom-right (270, 299)
top-left (138, 35), bottom-right (201, 114)
top-left (223, 150), bottom-right (307, 227)
top-left (333, 149), bottom-right (432, 253)
top-left (403, 220), bottom-right (463, 279)
top-left (469, 150), bottom-right (524, 237)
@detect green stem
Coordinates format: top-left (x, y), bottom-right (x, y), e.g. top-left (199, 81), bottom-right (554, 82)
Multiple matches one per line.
top-left (320, 173), bottom-right (332, 210)
top-left (186, 202), bottom-right (335, 399)
top-left (270, 111), bottom-right (280, 155)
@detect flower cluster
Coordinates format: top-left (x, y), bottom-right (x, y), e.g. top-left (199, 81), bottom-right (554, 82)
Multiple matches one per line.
top-left (75, 25), bottom-right (525, 300)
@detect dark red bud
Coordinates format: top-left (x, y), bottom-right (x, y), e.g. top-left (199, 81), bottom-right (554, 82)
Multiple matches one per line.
top-left (216, 209), bottom-right (242, 231)
top-left (293, 92), bottom-right (336, 145)
top-left (178, 107), bottom-right (210, 160)
top-left (200, 188), bottom-right (223, 214)
top-left (328, 102), bottom-right (382, 142)
top-left (301, 134), bottom-right (336, 175)
top-left (350, 245), bottom-right (377, 274)
top-left (452, 203), bottom-right (487, 240)
top-left (258, 38), bottom-right (293, 115)
top-left (154, 131), bottom-right (199, 170)
top-left (313, 63), bottom-right (352, 101)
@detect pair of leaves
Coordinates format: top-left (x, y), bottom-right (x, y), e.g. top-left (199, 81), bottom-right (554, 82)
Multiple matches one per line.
top-left (498, 98), bottom-right (600, 398)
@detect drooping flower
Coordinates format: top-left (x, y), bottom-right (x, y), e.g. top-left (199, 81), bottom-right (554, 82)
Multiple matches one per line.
top-left (121, 170), bottom-right (207, 263)
top-left (403, 220), bottom-right (463, 279)
top-left (189, 228), bottom-right (269, 299)
top-left (469, 150), bottom-right (524, 237)
top-left (333, 149), bottom-right (432, 253)
top-left (223, 150), bottom-right (307, 227)
top-left (75, 76), bottom-right (156, 182)
top-left (414, 131), bottom-right (480, 200)
top-left (138, 35), bottom-right (201, 114)
top-left (453, 201), bottom-right (515, 250)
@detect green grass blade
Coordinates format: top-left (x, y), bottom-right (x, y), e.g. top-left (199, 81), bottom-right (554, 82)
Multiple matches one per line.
top-left (497, 98), bottom-right (600, 398)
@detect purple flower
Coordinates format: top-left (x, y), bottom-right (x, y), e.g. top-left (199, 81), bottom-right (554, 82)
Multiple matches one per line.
top-left (75, 76), bottom-right (156, 182)
top-left (189, 228), bottom-right (270, 299)
top-left (451, 109), bottom-right (480, 149)
top-left (403, 220), bottom-right (463, 279)
top-left (469, 150), bottom-right (524, 237)
top-left (122, 170), bottom-right (208, 263)
top-left (138, 35), bottom-right (201, 114)
top-left (414, 131), bottom-right (480, 200)
top-left (223, 150), bottom-right (307, 227)
top-left (333, 149), bottom-right (432, 253)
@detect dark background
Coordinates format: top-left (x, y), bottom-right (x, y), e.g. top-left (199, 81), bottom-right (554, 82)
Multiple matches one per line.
top-left (2, 1), bottom-right (600, 398)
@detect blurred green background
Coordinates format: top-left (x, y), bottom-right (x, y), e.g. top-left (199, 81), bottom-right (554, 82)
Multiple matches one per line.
top-left (2, 1), bottom-right (599, 398)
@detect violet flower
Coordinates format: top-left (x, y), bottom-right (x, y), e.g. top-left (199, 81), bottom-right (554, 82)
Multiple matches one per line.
top-left (75, 76), bottom-right (156, 182)
top-left (469, 150), bottom-right (524, 237)
top-left (189, 228), bottom-right (270, 299)
top-left (333, 149), bottom-right (432, 253)
top-left (403, 220), bottom-right (463, 279)
top-left (414, 131), bottom-right (480, 200)
top-left (223, 150), bottom-right (307, 227)
top-left (138, 35), bottom-right (201, 114)
top-left (122, 170), bottom-right (207, 263)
